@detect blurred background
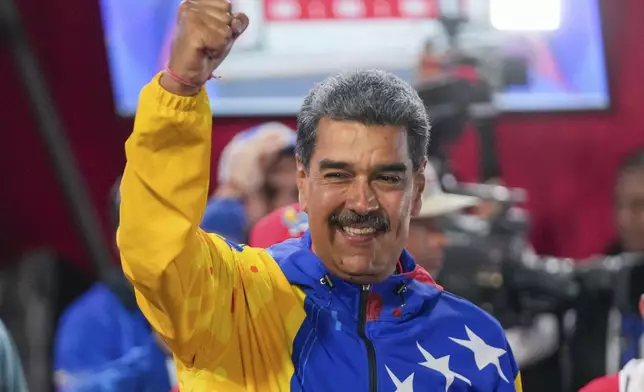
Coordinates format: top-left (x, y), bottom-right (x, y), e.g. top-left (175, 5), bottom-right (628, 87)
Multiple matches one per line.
top-left (0, 0), bottom-right (643, 391)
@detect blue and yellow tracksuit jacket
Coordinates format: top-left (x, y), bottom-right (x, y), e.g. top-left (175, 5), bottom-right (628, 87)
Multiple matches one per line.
top-left (118, 74), bottom-right (523, 391)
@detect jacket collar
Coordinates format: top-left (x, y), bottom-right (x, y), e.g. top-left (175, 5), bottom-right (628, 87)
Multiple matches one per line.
top-left (273, 230), bottom-right (443, 323)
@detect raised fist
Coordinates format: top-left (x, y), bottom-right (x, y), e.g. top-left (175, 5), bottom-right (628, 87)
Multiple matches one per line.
top-left (162, 0), bottom-right (249, 95)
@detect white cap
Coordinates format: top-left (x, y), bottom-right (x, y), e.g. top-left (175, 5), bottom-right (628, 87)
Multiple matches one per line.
top-left (416, 161), bottom-right (479, 218)
top-left (217, 122), bottom-right (297, 186)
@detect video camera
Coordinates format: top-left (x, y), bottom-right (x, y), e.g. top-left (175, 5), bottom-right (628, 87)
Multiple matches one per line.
top-left (435, 182), bottom-right (644, 329)
top-left (414, 8), bottom-right (529, 180)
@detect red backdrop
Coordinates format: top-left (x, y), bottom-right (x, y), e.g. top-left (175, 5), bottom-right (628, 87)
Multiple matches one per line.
top-left (2, 0), bottom-right (644, 270)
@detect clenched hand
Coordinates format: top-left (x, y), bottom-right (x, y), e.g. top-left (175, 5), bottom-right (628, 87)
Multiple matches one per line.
top-left (162, 0), bottom-right (249, 96)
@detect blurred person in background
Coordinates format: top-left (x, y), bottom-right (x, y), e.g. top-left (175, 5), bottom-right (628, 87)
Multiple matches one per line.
top-left (405, 161), bottom-right (479, 275)
top-left (580, 294), bottom-right (644, 392)
top-left (608, 149), bottom-right (644, 363)
top-left (608, 148), bottom-right (644, 255)
top-left (248, 203), bottom-right (308, 248)
top-left (0, 318), bottom-right (27, 392)
top-left (566, 149), bottom-right (644, 390)
top-left (262, 144), bottom-right (299, 212)
top-left (53, 178), bottom-right (175, 392)
top-left (415, 40), bottom-right (446, 83)
top-left (601, 149), bottom-right (644, 367)
top-left (200, 122), bottom-right (297, 243)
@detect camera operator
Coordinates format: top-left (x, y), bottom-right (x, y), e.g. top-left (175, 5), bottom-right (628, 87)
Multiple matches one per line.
top-left (608, 149), bottom-right (644, 362)
top-left (573, 149), bottom-right (644, 389)
top-left (406, 160), bottom-right (479, 275)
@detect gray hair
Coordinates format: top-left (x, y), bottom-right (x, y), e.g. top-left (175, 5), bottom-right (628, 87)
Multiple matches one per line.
top-left (296, 69), bottom-right (430, 171)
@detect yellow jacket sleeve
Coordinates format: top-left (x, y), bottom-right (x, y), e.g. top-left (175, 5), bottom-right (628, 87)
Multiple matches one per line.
top-left (117, 74), bottom-right (238, 366)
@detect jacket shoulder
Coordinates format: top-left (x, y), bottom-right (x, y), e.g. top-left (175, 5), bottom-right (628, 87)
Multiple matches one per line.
top-left (265, 238), bottom-right (305, 262)
top-left (261, 238), bottom-right (324, 287)
top-left (433, 290), bottom-right (507, 340)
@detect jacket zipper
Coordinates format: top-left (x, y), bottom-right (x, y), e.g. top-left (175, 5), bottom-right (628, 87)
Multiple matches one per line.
top-left (358, 284), bottom-right (377, 392)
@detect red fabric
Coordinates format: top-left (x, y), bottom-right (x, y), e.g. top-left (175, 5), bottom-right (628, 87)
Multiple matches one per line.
top-left (405, 266), bottom-right (443, 290)
top-left (578, 373), bottom-right (619, 392)
top-left (366, 292), bottom-right (384, 321)
top-left (248, 203), bottom-right (306, 248)
top-left (2, 0), bottom-right (644, 269)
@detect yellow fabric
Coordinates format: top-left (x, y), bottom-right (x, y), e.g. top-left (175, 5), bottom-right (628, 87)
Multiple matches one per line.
top-left (117, 74), bottom-right (306, 391)
top-left (514, 372), bottom-right (523, 392)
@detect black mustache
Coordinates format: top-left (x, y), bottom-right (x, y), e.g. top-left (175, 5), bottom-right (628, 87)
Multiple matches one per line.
top-left (328, 210), bottom-right (390, 232)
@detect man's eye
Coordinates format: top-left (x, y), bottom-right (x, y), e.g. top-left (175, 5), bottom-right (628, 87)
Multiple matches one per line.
top-left (324, 172), bottom-right (350, 179)
top-left (378, 175), bottom-right (402, 184)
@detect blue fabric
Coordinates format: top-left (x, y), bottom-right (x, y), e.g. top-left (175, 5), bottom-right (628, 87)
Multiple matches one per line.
top-left (266, 231), bottom-right (521, 391)
top-left (200, 197), bottom-right (247, 244)
top-left (54, 283), bottom-right (170, 392)
top-left (622, 312), bottom-right (644, 364)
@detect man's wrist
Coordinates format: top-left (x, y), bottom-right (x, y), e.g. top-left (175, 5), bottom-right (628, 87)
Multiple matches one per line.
top-left (159, 72), bottom-right (201, 97)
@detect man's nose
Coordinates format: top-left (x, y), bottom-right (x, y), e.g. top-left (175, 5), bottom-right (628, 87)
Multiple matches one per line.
top-left (346, 177), bottom-right (379, 214)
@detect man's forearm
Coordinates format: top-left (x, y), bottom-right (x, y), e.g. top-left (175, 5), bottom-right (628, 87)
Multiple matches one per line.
top-left (119, 72), bottom-right (213, 281)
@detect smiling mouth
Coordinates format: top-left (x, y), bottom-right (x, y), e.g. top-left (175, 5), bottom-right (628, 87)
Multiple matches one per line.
top-left (341, 226), bottom-right (377, 235)
top-left (335, 225), bottom-right (383, 245)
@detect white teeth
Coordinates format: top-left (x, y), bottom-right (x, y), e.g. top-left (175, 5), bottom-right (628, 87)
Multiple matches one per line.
top-left (342, 226), bottom-right (376, 235)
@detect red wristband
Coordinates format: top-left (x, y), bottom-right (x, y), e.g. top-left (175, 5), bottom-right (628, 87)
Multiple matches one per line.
top-left (163, 68), bottom-right (220, 89)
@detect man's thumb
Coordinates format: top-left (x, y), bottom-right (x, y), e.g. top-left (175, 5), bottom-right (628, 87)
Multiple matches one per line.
top-left (231, 13), bottom-right (249, 39)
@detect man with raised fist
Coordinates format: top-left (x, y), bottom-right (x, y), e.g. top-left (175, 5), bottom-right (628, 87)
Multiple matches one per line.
top-left (118, 1), bottom-right (522, 390)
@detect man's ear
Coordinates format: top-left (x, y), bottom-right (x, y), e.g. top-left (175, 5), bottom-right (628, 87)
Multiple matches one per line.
top-left (296, 157), bottom-right (309, 212)
top-left (411, 160), bottom-right (427, 217)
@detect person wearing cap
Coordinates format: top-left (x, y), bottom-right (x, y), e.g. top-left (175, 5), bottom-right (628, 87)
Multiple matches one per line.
top-left (406, 162), bottom-right (478, 275)
top-left (200, 122), bottom-right (298, 243)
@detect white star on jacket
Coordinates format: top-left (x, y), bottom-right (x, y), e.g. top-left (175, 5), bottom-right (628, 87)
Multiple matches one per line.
top-left (385, 365), bottom-right (415, 392)
top-left (450, 325), bottom-right (509, 383)
top-left (416, 342), bottom-right (472, 391)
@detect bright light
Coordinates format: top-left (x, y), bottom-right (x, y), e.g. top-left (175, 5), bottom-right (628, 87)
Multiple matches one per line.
top-left (490, 0), bottom-right (561, 31)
